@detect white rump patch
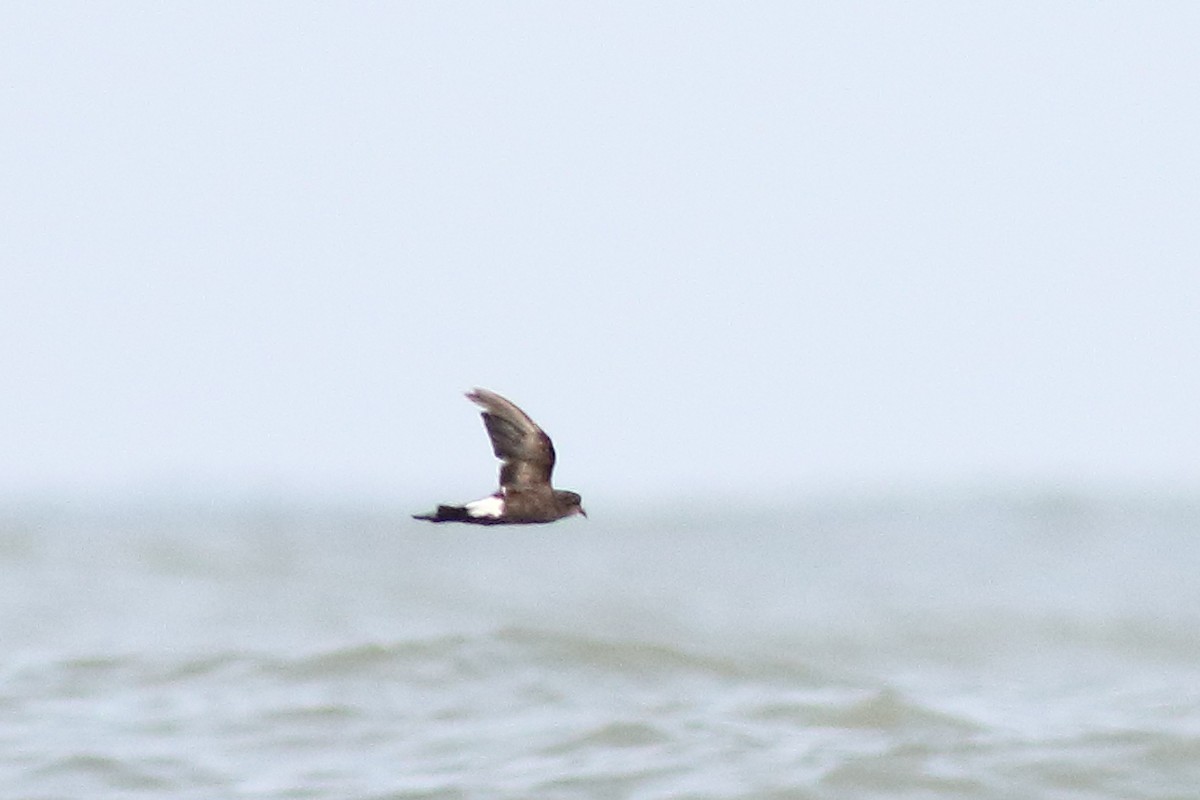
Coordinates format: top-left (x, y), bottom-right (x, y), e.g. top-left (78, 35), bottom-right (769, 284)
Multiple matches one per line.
top-left (465, 494), bottom-right (505, 518)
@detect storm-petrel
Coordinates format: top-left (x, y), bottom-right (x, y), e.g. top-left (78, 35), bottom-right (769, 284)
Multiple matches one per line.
top-left (413, 389), bottom-right (587, 524)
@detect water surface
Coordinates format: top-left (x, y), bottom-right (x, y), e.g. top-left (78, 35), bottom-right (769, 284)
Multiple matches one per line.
top-left (3, 492), bottom-right (1199, 798)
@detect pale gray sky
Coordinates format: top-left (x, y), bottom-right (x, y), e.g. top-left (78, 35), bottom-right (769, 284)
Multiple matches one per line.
top-left (3, 3), bottom-right (1198, 504)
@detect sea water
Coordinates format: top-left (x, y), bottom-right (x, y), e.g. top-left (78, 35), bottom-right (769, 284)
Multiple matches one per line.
top-left (3, 491), bottom-right (1200, 799)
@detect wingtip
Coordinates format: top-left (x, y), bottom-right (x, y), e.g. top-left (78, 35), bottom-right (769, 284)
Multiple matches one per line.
top-left (465, 387), bottom-right (497, 407)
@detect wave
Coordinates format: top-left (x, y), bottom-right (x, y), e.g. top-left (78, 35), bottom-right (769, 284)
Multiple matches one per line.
top-left (13, 624), bottom-right (1200, 799)
top-left (15, 609), bottom-right (1200, 705)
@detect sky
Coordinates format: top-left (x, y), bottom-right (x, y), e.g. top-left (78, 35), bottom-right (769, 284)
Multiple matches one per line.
top-left (2, 3), bottom-right (1199, 506)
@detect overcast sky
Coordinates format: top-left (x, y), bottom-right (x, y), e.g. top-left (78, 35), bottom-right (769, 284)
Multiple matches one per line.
top-left (3, 3), bottom-right (1198, 506)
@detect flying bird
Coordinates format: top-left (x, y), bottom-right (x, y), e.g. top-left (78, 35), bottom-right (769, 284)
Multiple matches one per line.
top-left (413, 389), bottom-right (586, 524)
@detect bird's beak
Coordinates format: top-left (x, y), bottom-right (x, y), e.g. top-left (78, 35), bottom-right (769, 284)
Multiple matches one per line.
top-left (578, 507), bottom-right (588, 518)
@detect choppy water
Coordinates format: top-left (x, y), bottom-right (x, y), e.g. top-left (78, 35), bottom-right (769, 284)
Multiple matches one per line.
top-left (4, 491), bottom-right (1200, 799)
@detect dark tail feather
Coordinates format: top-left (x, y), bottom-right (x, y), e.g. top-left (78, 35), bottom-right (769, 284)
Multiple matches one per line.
top-left (413, 505), bottom-right (471, 523)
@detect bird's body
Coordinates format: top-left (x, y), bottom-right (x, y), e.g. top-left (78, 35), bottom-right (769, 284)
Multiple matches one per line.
top-left (413, 389), bottom-right (586, 525)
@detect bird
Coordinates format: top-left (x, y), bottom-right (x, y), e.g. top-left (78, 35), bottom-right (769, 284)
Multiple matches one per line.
top-left (413, 388), bottom-right (587, 525)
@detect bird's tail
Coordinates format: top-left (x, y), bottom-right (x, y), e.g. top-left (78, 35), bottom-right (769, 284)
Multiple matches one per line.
top-left (412, 505), bottom-right (472, 523)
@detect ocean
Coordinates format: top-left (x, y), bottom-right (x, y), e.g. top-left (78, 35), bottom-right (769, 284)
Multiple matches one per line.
top-left (3, 491), bottom-right (1200, 799)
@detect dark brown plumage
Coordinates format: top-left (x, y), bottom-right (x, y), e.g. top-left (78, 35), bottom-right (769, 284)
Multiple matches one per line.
top-left (413, 389), bottom-right (586, 525)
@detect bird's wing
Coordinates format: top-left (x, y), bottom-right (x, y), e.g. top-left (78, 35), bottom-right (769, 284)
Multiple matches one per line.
top-left (466, 388), bottom-right (556, 491)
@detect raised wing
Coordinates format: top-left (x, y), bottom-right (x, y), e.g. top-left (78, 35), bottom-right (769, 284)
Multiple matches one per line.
top-left (466, 388), bottom-right (557, 491)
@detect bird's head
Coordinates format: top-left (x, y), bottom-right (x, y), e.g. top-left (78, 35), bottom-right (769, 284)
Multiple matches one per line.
top-left (555, 490), bottom-right (586, 518)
